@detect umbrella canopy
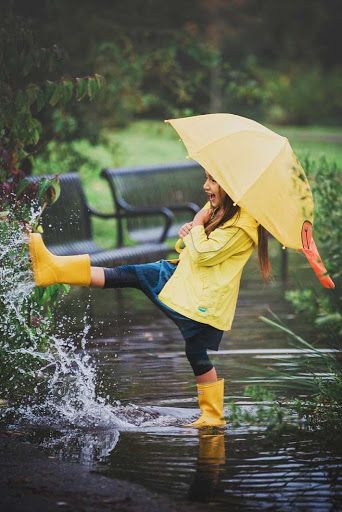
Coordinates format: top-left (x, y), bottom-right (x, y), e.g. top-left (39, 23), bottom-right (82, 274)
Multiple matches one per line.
top-left (165, 113), bottom-right (335, 289)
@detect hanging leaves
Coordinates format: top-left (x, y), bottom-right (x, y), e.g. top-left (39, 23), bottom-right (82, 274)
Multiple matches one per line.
top-left (35, 176), bottom-right (61, 207)
top-left (0, 13), bottom-right (104, 219)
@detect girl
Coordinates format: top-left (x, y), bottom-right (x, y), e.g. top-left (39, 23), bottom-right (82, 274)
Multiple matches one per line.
top-left (29, 170), bottom-right (271, 428)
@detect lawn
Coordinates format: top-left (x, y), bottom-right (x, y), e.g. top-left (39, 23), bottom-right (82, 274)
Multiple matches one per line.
top-left (82, 120), bottom-right (342, 172)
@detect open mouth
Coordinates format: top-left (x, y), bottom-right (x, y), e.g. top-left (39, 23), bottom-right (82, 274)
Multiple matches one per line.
top-left (208, 193), bottom-right (216, 202)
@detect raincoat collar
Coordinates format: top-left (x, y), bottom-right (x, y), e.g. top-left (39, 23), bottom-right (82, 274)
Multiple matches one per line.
top-left (219, 205), bottom-right (259, 246)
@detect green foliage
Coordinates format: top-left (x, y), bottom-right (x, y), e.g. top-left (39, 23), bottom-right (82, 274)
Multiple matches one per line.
top-left (0, 12), bottom-right (103, 401)
top-left (243, 384), bottom-right (276, 402)
top-left (223, 64), bottom-right (271, 118)
top-left (31, 283), bottom-right (70, 327)
top-left (284, 289), bottom-right (319, 319)
top-left (284, 157), bottom-right (342, 341)
top-left (285, 288), bottom-right (342, 339)
top-left (93, 31), bottom-right (221, 125)
top-left (292, 365), bottom-right (342, 431)
top-left (226, 384), bottom-right (285, 430)
top-left (259, 310), bottom-right (342, 431)
top-left (0, 174), bottom-right (61, 229)
top-left (3, 0), bottom-right (341, 130)
top-left (0, 13), bottom-right (104, 220)
top-left (256, 66), bottom-right (342, 125)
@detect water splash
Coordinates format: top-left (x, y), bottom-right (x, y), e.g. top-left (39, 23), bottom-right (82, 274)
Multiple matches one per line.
top-left (0, 219), bottom-right (187, 433)
top-left (39, 429), bottom-right (121, 465)
top-left (0, 229), bottom-right (35, 342)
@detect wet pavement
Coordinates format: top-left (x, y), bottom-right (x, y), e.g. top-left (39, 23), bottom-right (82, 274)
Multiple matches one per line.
top-left (2, 244), bottom-right (342, 511)
top-left (0, 431), bottom-right (206, 512)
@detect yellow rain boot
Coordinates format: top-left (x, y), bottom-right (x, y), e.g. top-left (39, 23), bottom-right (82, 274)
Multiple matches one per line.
top-left (29, 233), bottom-right (91, 287)
top-left (184, 378), bottom-right (226, 428)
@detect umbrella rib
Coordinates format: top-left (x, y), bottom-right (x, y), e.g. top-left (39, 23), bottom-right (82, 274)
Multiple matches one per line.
top-left (188, 130), bottom-right (286, 160)
top-left (233, 137), bottom-right (290, 204)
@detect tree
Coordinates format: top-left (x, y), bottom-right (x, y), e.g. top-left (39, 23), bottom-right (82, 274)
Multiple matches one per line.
top-left (0, 12), bottom-right (104, 221)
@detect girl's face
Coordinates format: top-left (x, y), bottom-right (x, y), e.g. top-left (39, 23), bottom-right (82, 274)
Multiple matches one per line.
top-left (203, 171), bottom-right (226, 209)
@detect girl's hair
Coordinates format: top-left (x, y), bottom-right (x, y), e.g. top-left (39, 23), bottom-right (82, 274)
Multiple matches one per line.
top-left (257, 225), bottom-right (272, 283)
top-left (203, 186), bottom-right (272, 283)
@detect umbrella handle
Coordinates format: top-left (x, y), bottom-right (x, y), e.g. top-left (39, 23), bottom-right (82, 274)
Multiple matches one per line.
top-left (300, 221), bottom-right (335, 289)
top-left (175, 238), bottom-right (185, 253)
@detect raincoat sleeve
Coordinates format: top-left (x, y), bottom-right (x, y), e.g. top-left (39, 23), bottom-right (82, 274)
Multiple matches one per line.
top-left (183, 224), bottom-right (254, 267)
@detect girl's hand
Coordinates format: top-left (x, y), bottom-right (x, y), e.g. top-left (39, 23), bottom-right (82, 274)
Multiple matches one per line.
top-left (192, 208), bottom-right (213, 227)
top-left (22, 222), bottom-right (32, 235)
top-left (178, 222), bottom-right (193, 239)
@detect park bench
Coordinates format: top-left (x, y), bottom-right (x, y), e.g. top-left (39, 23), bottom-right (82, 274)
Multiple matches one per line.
top-left (29, 163), bottom-right (288, 281)
top-left (27, 172), bottom-right (173, 266)
top-left (101, 161), bottom-right (204, 247)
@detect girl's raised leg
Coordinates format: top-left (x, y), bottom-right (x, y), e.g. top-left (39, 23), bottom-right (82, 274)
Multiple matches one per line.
top-left (90, 267), bottom-right (105, 288)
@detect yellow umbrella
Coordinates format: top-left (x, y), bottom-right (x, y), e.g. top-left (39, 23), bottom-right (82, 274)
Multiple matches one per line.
top-left (165, 113), bottom-right (335, 289)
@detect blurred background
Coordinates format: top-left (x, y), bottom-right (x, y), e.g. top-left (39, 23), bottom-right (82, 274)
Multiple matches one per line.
top-left (0, 0), bottom-right (341, 243)
top-left (1, 4), bottom-right (340, 143)
top-left (8, 0), bottom-right (342, 127)
top-left (3, 0), bottom-right (341, 244)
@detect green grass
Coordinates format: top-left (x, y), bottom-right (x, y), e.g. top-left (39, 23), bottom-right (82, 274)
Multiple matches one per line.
top-left (272, 125), bottom-right (342, 136)
top-left (104, 120), bottom-right (188, 166)
top-left (269, 124), bottom-right (342, 168)
top-left (82, 120), bottom-right (342, 177)
top-left (73, 120), bottom-right (342, 248)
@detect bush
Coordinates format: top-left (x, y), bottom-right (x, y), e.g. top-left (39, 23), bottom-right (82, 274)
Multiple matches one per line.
top-left (286, 157), bottom-right (342, 342)
top-left (254, 66), bottom-right (342, 125)
top-left (0, 13), bottom-right (104, 217)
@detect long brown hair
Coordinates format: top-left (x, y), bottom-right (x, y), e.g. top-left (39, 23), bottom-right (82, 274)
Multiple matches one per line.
top-left (204, 193), bottom-right (240, 237)
top-left (203, 186), bottom-right (272, 283)
top-left (258, 225), bottom-right (272, 284)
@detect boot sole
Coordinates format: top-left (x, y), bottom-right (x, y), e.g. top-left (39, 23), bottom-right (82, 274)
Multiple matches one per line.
top-left (28, 235), bottom-right (40, 286)
top-left (183, 421), bottom-right (227, 429)
top-left (28, 234), bottom-right (53, 287)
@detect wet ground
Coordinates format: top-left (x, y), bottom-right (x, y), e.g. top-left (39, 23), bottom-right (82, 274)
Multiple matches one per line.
top-left (2, 245), bottom-right (342, 511)
top-left (0, 431), bottom-right (206, 512)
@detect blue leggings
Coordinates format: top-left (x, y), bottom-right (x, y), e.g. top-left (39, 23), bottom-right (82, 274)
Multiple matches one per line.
top-left (103, 267), bottom-right (213, 376)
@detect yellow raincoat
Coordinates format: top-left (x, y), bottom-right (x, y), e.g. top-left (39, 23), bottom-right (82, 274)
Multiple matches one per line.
top-left (158, 203), bottom-right (259, 331)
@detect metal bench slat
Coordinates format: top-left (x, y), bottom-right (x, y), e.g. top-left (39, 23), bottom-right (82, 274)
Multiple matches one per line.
top-left (90, 243), bottom-right (169, 267)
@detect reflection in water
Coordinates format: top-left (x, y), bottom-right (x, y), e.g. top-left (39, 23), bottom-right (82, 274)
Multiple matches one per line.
top-left (97, 427), bottom-right (342, 511)
top-left (188, 432), bottom-right (226, 503)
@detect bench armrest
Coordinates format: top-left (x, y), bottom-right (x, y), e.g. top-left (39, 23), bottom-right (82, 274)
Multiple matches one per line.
top-left (89, 203), bottom-right (174, 243)
top-left (87, 206), bottom-right (119, 219)
top-left (118, 200), bottom-right (175, 243)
